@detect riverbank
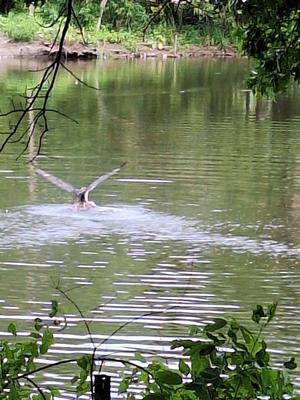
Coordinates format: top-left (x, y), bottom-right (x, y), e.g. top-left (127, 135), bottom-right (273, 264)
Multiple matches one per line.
top-left (0, 34), bottom-right (238, 60)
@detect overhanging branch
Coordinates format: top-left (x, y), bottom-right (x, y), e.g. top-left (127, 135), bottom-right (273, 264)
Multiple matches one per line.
top-left (0, 0), bottom-right (76, 161)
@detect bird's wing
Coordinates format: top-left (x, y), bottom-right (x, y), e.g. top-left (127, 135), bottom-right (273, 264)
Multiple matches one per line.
top-left (35, 168), bottom-right (76, 193)
top-left (86, 161), bottom-right (127, 193)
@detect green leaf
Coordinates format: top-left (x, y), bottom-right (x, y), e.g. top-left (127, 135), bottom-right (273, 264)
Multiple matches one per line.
top-left (140, 371), bottom-right (150, 385)
top-left (200, 367), bottom-right (220, 382)
top-left (227, 328), bottom-right (237, 342)
top-left (197, 343), bottom-right (215, 356)
top-left (118, 378), bottom-right (130, 394)
top-left (256, 340), bottom-right (270, 367)
top-left (203, 318), bottom-right (227, 332)
top-left (179, 359), bottom-right (190, 375)
top-left (49, 386), bottom-right (60, 396)
top-left (228, 319), bottom-right (240, 342)
top-left (171, 339), bottom-right (197, 350)
top-left (143, 394), bottom-right (166, 400)
top-left (252, 305), bottom-right (265, 324)
top-left (77, 354), bottom-right (92, 371)
top-left (135, 351), bottom-right (146, 363)
top-left (155, 370), bottom-right (182, 386)
top-left (240, 326), bottom-right (253, 344)
top-left (49, 300), bottom-right (59, 318)
top-left (267, 302), bottom-right (277, 323)
top-left (8, 323), bottom-right (17, 336)
top-left (34, 318), bottom-right (44, 331)
top-left (283, 357), bottom-right (297, 370)
top-left (79, 368), bottom-right (89, 382)
top-left (40, 328), bottom-right (54, 355)
top-left (241, 375), bottom-right (255, 395)
top-left (190, 354), bottom-right (210, 379)
top-left (205, 332), bottom-right (226, 346)
top-left (8, 382), bottom-right (19, 400)
top-left (77, 381), bottom-right (90, 396)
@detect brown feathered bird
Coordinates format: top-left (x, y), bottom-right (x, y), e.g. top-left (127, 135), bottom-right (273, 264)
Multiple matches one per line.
top-left (35, 162), bottom-right (126, 209)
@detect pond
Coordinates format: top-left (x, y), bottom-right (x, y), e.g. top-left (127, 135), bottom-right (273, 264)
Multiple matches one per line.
top-left (0, 57), bottom-right (300, 395)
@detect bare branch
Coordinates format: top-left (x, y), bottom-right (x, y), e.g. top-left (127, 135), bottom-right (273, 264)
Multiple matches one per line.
top-left (71, 5), bottom-right (87, 44)
top-left (0, 0), bottom-right (73, 159)
top-left (23, 376), bottom-right (47, 400)
top-left (50, 16), bottom-right (65, 51)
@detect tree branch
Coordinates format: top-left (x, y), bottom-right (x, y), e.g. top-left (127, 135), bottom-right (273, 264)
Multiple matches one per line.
top-left (0, 0), bottom-right (74, 160)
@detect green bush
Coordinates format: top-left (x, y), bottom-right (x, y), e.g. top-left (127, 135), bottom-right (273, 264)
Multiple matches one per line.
top-left (95, 25), bottom-right (139, 50)
top-left (0, 12), bottom-right (39, 41)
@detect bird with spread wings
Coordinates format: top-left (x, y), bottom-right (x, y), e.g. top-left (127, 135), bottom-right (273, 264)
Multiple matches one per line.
top-left (35, 162), bottom-right (126, 209)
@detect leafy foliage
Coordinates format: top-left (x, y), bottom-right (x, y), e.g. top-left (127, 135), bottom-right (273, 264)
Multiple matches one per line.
top-left (0, 11), bottom-right (39, 41)
top-left (118, 303), bottom-right (297, 400)
top-left (0, 301), bottom-right (297, 400)
top-left (0, 0), bottom-right (236, 47)
top-left (229, 0), bottom-right (300, 96)
top-left (0, 318), bottom-right (57, 399)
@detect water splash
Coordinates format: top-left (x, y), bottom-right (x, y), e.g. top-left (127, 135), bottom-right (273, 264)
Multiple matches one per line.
top-left (0, 204), bottom-right (299, 257)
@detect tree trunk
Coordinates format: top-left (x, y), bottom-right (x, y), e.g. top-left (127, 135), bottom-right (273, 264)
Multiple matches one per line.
top-left (96, 0), bottom-right (108, 31)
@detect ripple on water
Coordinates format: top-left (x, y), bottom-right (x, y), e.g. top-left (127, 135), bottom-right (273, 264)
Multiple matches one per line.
top-left (0, 204), bottom-right (299, 258)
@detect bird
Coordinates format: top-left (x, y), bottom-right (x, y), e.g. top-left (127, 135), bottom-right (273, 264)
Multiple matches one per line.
top-left (35, 162), bottom-right (126, 210)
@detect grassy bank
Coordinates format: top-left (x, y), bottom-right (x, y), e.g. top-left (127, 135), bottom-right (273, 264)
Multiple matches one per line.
top-left (0, 11), bottom-right (237, 54)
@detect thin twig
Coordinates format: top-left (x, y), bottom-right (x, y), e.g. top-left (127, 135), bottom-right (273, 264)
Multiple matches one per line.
top-left (71, 5), bottom-right (87, 44)
top-left (61, 63), bottom-right (101, 90)
top-left (23, 376), bottom-right (47, 400)
top-left (3, 358), bottom-right (78, 390)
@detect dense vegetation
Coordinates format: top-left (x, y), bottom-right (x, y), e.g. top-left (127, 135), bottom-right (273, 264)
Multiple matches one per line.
top-left (1, 301), bottom-right (298, 399)
top-left (228, 0), bottom-right (300, 95)
top-left (0, 0), bottom-right (237, 50)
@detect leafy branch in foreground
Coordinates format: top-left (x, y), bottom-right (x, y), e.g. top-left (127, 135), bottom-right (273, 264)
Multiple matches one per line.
top-left (0, 300), bottom-right (297, 400)
top-left (228, 0), bottom-right (300, 96)
top-left (119, 302), bottom-right (297, 400)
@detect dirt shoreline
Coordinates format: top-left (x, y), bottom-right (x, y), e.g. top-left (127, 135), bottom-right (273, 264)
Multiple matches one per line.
top-left (0, 34), bottom-right (238, 60)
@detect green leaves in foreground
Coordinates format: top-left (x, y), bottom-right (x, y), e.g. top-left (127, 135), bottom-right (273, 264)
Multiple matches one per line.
top-left (7, 322), bottom-right (17, 336)
top-left (252, 302), bottom-right (277, 324)
top-left (0, 301), bottom-right (297, 400)
top-left (154, 370), bottom-right (182, 386)
top-left (0, 320), bottom-right (59, 399)
top-left (40, 328), bottom-right (54, 354)
top-left (118, 303), bottom-right (296, 400)
top-left (284, 357), bottom-right (297, 370)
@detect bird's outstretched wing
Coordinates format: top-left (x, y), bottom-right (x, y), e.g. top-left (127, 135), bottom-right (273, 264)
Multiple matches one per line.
top-left (35, 168), bottom-right (76, 193)
top-left (86, 161), bottom-right (127, 194)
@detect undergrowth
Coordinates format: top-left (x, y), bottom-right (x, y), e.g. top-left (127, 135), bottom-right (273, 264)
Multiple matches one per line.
top-left (0, 10), bottom-right (235, 50)
top-left (0, 12), bottom-right (40, 41)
